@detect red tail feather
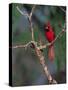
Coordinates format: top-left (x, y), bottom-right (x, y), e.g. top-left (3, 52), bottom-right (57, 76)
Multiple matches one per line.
top-left (48, 45), bottom-right (55, 61)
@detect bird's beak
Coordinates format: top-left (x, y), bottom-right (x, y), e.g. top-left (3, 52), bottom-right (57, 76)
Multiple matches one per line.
top-left (45, 26), bottom-right (48, 29)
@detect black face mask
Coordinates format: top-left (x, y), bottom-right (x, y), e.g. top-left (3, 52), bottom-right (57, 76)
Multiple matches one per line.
top-left (45, 28), bottom-right (49, 32)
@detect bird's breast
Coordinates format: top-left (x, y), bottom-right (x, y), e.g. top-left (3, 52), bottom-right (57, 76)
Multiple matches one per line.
top-left (45, 31), bottom-right (55, 42)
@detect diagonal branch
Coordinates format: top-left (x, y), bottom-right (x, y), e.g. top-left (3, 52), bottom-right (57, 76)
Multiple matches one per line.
top-left (16, 6), bottom-right (29, 18)
top-left (59, 6), bottom-right (66, 13)
top-left (35, 47), bottom-right (57, 84)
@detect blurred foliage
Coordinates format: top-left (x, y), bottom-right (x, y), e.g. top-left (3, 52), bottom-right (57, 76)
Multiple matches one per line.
top-left (12, 3), bottom-right (66, 86)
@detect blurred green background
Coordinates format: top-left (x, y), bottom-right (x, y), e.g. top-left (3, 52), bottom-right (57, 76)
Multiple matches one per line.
top-left (12, 3), bottom-right (66, 86)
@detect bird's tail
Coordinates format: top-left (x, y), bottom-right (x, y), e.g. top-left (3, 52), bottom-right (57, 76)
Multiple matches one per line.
top-left (48, 45), bottom-right (55, 61)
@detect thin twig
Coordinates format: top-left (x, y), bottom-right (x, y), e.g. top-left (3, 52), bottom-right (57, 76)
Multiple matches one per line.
top-left (29, 19), bottom-right (34, 41)
top-left (29, 5), bottom-right (36, 41)
top-left (30, 5), bottom-right (36, 18)
top-left (59, 6), bottom-right (66, 13)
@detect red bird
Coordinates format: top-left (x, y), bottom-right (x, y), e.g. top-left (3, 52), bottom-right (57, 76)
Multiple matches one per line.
top-left (44, 22), bottom-right (55, 61)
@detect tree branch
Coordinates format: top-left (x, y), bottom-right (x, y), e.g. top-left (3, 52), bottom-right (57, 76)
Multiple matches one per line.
top-left (12, 41), bottom-right (37, 49)
top-left (35, 47), bottom-right (57, 84)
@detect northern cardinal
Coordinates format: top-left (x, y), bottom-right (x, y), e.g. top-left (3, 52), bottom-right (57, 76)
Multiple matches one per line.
top-left (44, 22), bottom-right (55, 61)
